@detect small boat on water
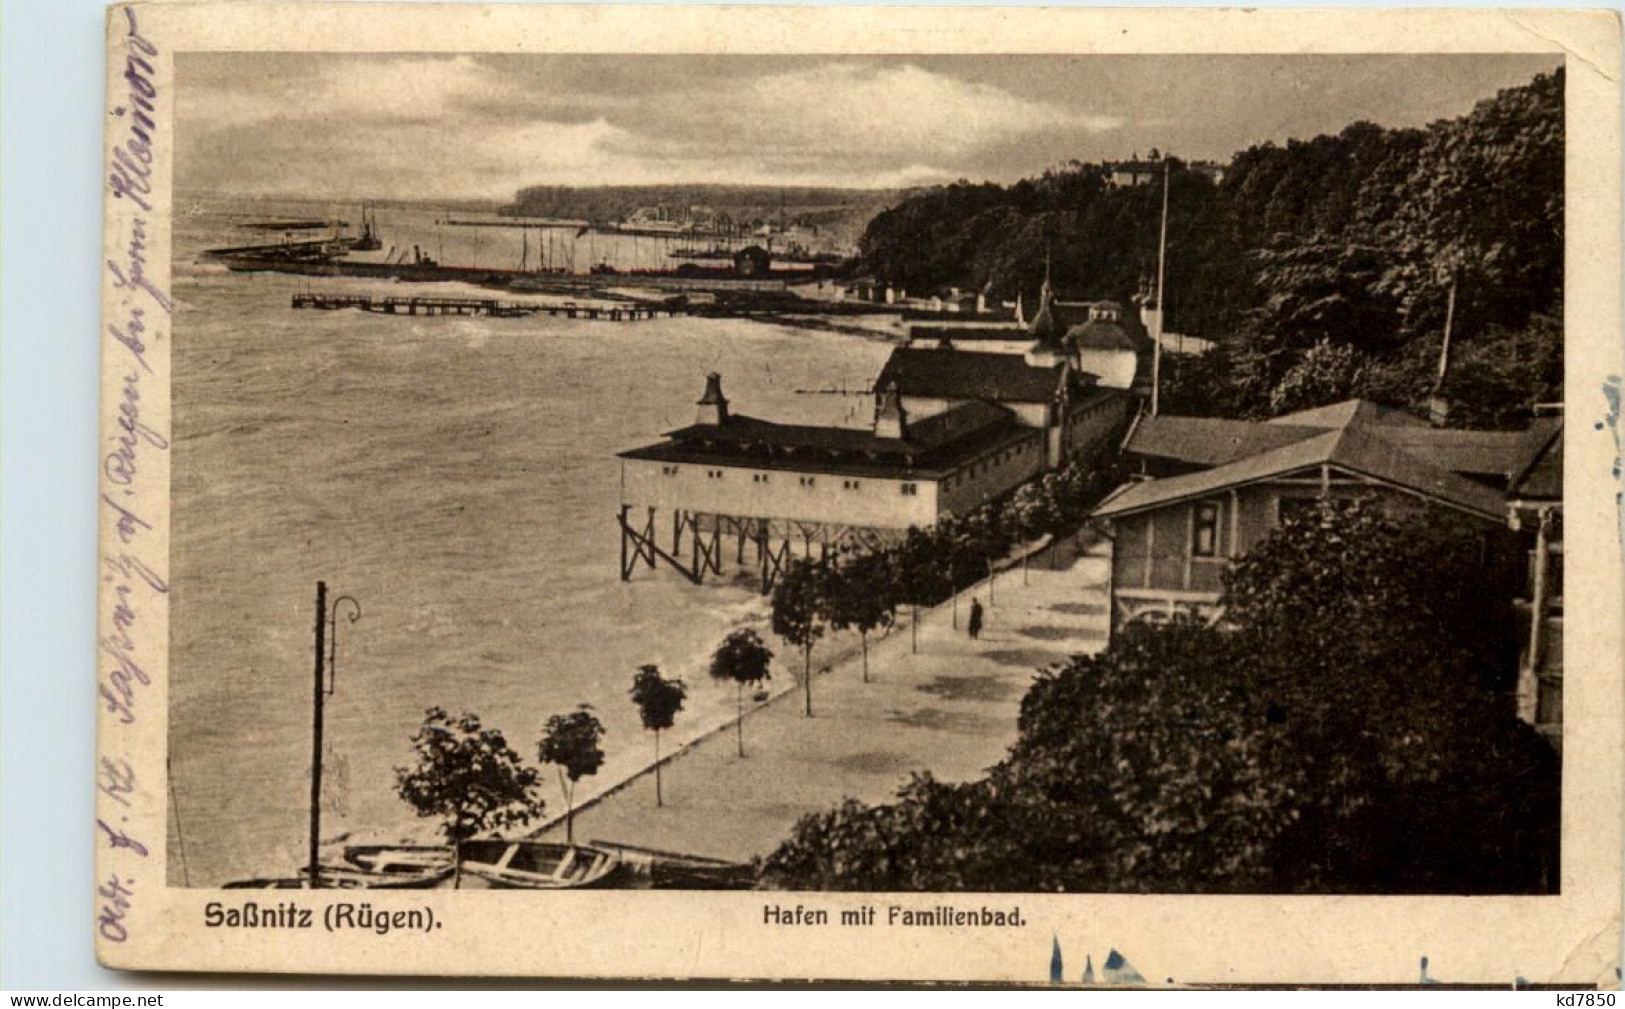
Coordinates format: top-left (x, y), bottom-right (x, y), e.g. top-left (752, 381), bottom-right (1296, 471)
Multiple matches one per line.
top-left (455, 841), bottom-right (625, 890)
top-left (222, 864), bottom-right (448, 890)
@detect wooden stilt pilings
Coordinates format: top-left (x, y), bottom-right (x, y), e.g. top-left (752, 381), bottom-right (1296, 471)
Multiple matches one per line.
top-left (618, 506), bottom-right (901, 593)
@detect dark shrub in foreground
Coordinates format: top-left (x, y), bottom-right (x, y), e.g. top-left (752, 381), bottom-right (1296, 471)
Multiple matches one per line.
top-left (760, 501), bottom-right (1558, 894)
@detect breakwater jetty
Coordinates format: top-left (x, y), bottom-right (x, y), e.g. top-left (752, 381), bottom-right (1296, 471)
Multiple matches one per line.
top-left (290, 292), bottom-right (688, 321)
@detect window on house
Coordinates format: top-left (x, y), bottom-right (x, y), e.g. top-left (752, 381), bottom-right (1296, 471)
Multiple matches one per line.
top-left (800, 476), bottom-right (816, 487)
top-left (900, 483), bottom-right (918, 496)
top-left (1193, 501), bottom-right (1220, 558)
top-left (843, 479), bottom-right (861, 490)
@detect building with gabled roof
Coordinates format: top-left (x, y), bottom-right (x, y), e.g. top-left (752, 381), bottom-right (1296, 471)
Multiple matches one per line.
top-left (1268, 398), bottom-right (1431, 430)
top-left (873, 341), bottom-right (1131, 474)
top-left (1094, 399), bottom-right (1549, 631)
top-left (1065, 299), bottom-right (1153, 390)
top-left (617, 373), bottom-right (1051, 591)
top-left (905, 280), bottom-right (1157, 393)
top-left (875, 345), bottom-right (1076, 406)
top-left (1123, 415), bottom-right (1331, 472)
top-left (876, 274), bottom-right (1138, 475)
top-left (1124, 399), bottom-right (1535, 484)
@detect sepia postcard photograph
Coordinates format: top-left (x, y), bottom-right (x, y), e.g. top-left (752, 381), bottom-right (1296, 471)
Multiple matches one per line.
top-left (94, 2), bottom-right (1621, 985)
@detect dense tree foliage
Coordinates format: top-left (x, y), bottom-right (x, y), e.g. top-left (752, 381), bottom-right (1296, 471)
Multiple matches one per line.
top-left (394, 708), bottom-right (545, 886)
top-left (858, 70), bottom-right (1563, 425)
top-left (760, 500), bottom-right (1558, 894)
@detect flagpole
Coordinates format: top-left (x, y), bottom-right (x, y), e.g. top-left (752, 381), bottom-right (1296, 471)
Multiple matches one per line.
top-left (1152, 159), bottom-right (1170, 417)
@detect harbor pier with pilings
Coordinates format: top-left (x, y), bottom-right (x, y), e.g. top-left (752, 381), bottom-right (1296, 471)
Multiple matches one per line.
top-left (291, 292), bottom-right (688, 321)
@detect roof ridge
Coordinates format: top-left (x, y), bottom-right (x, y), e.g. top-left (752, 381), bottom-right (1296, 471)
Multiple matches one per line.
top-left (1507, 417), bottom-right (1565, 492)
top-left (1324, 425), bottom-right (1506, 515)
top-left (1097, 424), bottom-right (1505, 522)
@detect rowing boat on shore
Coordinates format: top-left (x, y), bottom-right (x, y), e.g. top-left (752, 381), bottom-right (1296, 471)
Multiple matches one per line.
top-left (455, 841), bottom-right (625, 889)
top-left (222, 864), bottom-right (449, 889)
top-left (341, 845), bottom-right (454, 878)
top-left (593, 838), bottom-right (757, 890)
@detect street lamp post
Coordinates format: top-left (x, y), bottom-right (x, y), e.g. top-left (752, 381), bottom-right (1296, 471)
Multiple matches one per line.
top-left (307, 581), bottom-right (361, 888)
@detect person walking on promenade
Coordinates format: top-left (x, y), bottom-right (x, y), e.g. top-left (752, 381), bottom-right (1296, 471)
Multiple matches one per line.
top-left (967, 597), bottom-right (984, 640)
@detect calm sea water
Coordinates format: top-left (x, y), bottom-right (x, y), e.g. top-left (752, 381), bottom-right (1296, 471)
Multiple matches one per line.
top-left (166, 199), bottom-right (893, 885)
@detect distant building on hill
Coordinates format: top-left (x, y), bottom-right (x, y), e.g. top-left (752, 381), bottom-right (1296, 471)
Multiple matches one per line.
top-left (1187, 160), bottom-right (1227, 185)
top-left (1106, 155), bottom-right (1163, 188)
top-left (1103, 152), bottom-right (1226, 187)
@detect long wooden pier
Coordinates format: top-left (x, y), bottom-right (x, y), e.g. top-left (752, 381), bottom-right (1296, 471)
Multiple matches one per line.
top-left (291, 292), bottom-right (686, 321)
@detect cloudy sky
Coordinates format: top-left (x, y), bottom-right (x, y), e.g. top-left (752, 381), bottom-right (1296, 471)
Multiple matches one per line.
top-left (177, 53), bottom-right (1561, 200)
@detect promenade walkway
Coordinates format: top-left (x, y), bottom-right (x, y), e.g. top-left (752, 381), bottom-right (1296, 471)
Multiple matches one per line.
top-left (534, 535), bottom-right (1113, 862)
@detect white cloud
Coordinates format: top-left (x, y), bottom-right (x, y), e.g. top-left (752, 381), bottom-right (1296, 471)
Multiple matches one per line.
top-left (180, 55), bottom-right (512, 128)
top-left (730, 63), bottom-right (1121, 159)
top-left (179, 56), bottom-right (1125, 197)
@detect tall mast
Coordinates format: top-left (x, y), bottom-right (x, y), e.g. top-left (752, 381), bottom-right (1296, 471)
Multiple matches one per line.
top-left (1151, 159), bottom-right (1170, 417)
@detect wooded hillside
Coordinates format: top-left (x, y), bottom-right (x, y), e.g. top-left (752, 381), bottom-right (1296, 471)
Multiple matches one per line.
top-left (858, 70), bottom-right (1563, 425)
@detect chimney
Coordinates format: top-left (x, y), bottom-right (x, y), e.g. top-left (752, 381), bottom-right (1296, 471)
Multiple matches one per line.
top-left (874, 381), bottom-right (907, 440)
top-left (696, 372), bottom-right (730, 426)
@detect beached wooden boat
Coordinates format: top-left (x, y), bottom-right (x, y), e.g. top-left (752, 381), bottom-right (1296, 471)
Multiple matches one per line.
top-left (455, 841), bottom-right (625, 890)
top-left (341, 844), bottom-right (454, 878)
top-left (593, 838), bottom-right (756, 890)
top-left (649, 858), bottom-right (756, 890)
top-left (222, 864), bottom-right (447, 890)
